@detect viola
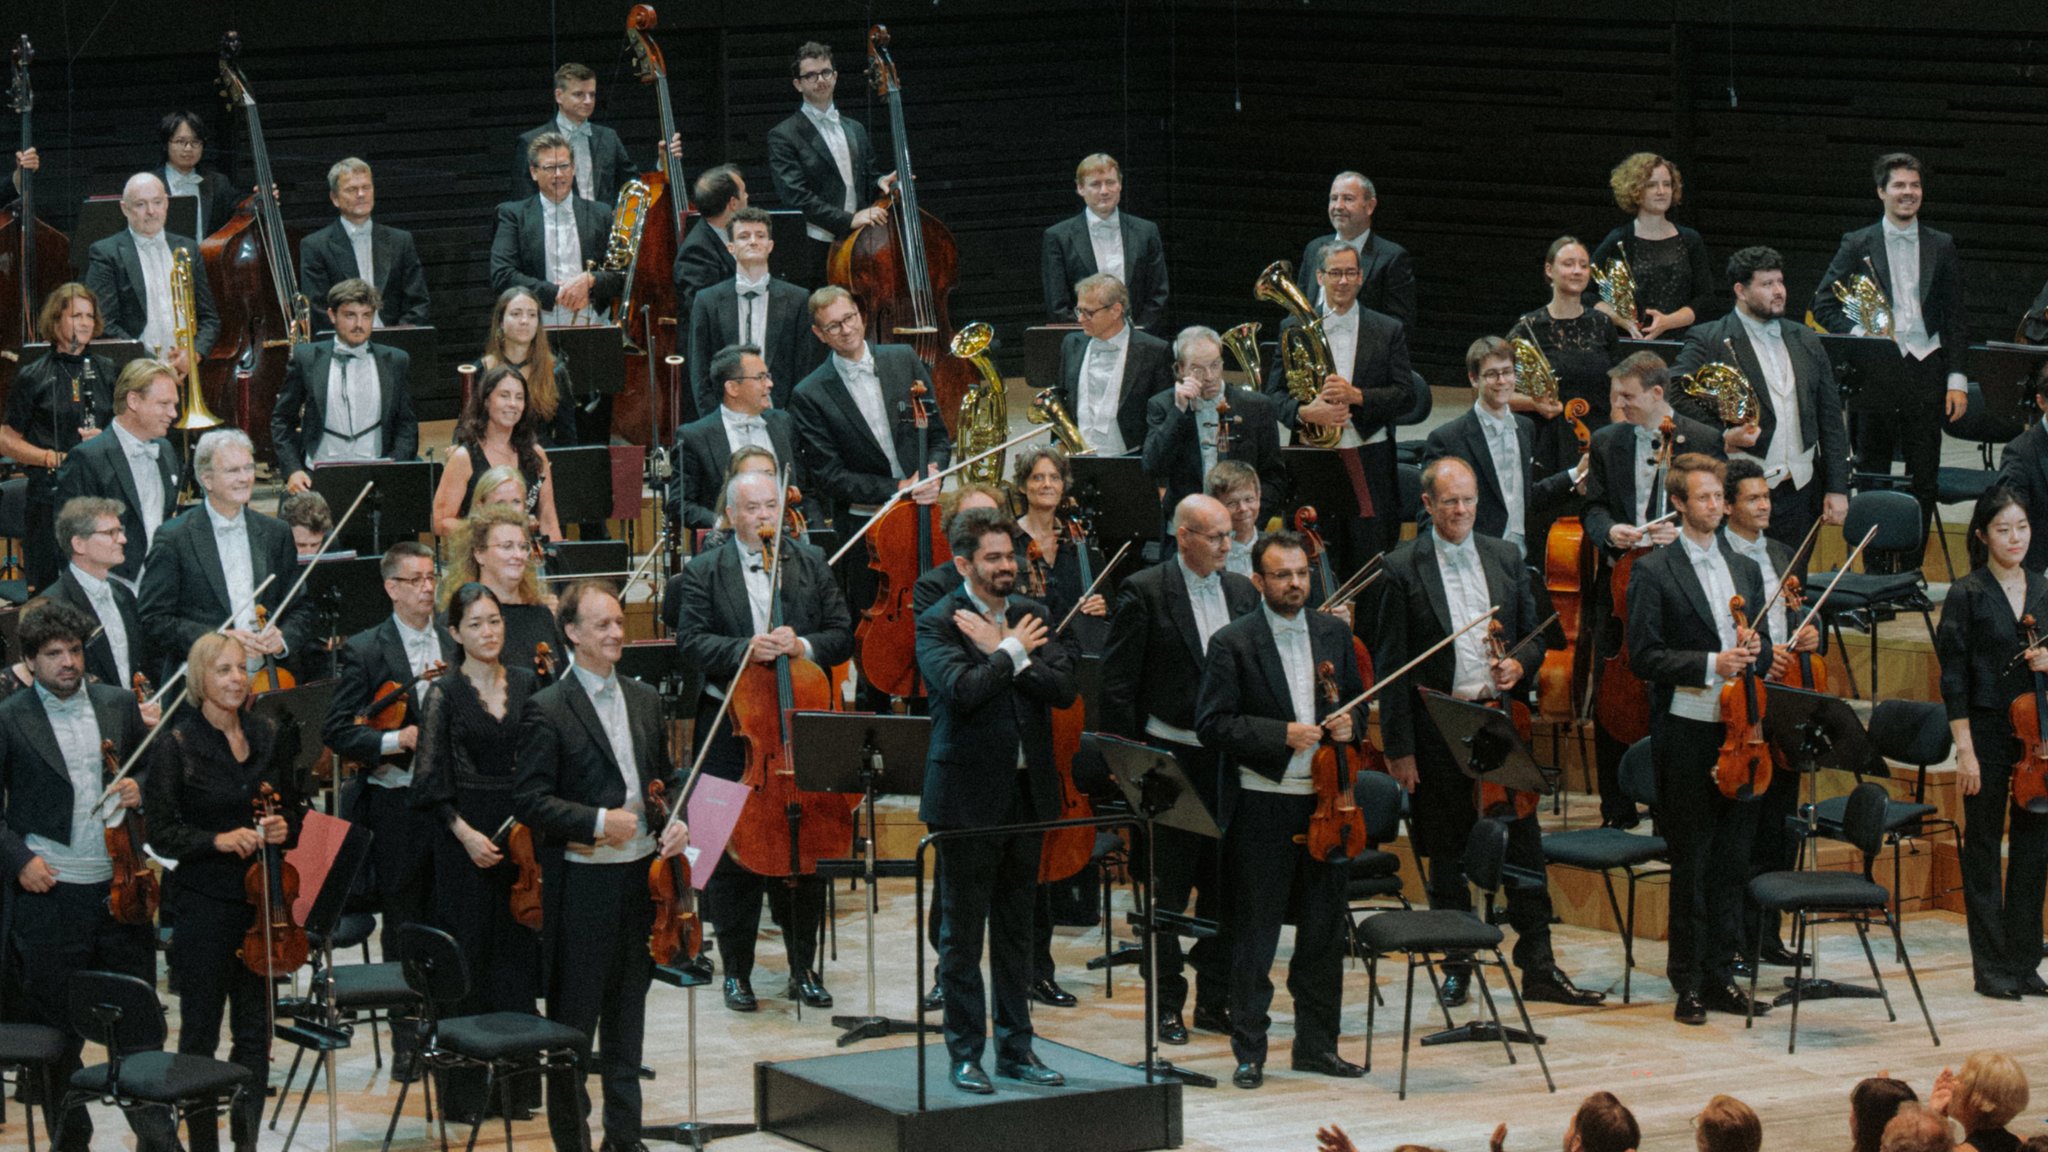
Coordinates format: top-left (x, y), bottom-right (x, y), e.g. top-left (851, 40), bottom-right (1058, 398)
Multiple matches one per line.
top-left (1712, 595), bottom-right (1773, 802)
top-left (239, 781), bottom-right (309, 977)
top-left (1771, 576), bottom-right (1828, 693)
top-left (1214, 392), bottom-right (1235, 459)
top-left (854, 379), bottom-right (942, 701)
top-left (1477, 621), bottom-right (1540, 821)
top-left (1537, 398), bottom-right (1594, 722)
top-left (248, 604), bottom-right (294, 694)
top-left (827, 26), bottom-right (976, 431)
top-left (2010, 615), bottom-right (2048, 814)
top-left (503, 821), bottom-right (543, 931)
top-left (783, 484), bottom-right (809, 541)
top-left (613, 5), bottom-right (692, 444)
top-left (1302, 660), bottom-right (1371, 864)
top-left (100, 738), bottom-right (160, 927)
top-left (1, 36), bottom-right (72, 398)
top-left (644, 779), bottom-right (702, 965)
top-left (533, 641), bottom-right (558, 687)
top-left (1594, 414), bottom-right (1674, 747)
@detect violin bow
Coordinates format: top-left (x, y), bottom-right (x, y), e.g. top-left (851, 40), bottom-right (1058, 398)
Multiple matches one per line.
top-left (1493, 610), bottom-right (1562, 672)
top-left (1054, 540), bottom-right (1132, 634)
top-left (271, 480), bottom-right (376, 620)
top-left (825, 425), bottom-right (1054, 566)
top-left (1751, 515), bottom-right (1829, 631)
top-left (1321, 564), bottom-right (1383, 612)
top-left (1789, 524), bottom-right (1880, 642)
top-left (1329, 607), bottom-right (1499, 717)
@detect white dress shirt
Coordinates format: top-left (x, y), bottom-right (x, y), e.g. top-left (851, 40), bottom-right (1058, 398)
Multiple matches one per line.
top-left (540, 195), bottom-right (591, 327)
top-left (1474, 402), bottom-right (1526, 555)
top-left (110, 420), bottom-right (166, 558)
top-left (572, 662), bottom-right (654, 864)
top-left (23, 685), bottom-right (113, 885)
top-left (1225, 535), bottom-right (1255, 578)
top-left (339, 218), bottom-right (383, 328)
top-left (720, 404), bottom-right (774, 458)
top-left (164, 165), bottom-right (205, 235)
top-left (1192, 394), bottom-right (1222, 479)
top-left (1078, 325), bottom-right (1131, 455)
top-left (1240, 605), bottom-right (1317, 795)
top-left (1735, 310), bottom-right (1812, 490)
top-left (832, 345), bottom-right (906, 482)
top-left (735, 272), bottom-right (770, 346)
top-left (554, 113), bottom-right (595, 201)
top-left (370, 615), bottom-right (445, 783)
top-left (1879, 218), bottom-right (1967, 393)
top-left (1633, 424), bottom-right (1661, 524)
top-left (1725, 531), bottom-right (1789, 648)
top-left (1319, 305), bottom-right (1366, 449)
top-left (800, 103), bottom-right (858, 243)
top-left (206, 500), bottom-right (261, 640)
top-left (1436, 535), bottom-right (1495, 700)
top-left (71, 564), bottom-right (132, 688)
top-left (1670, 533), bottom-right (1742, 723)
top-left (315, 342), bottom-right (383, 464)
top-left (1086, 208), bottom-right (1125, 282)
top-left (1145, 558), bottom-right (1229, 748)
top-left (131, 230), bottom-right (176, 357)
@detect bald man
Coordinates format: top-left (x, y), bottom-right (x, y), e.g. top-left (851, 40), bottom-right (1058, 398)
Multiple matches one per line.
top-left (83, 172), bottom-right (219, 372)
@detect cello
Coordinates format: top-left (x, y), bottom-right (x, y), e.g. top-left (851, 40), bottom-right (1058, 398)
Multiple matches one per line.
top-left (1536, 398), bottom-right (1594, 722)
top-left (615, 5), bottom-right (691, 444)
top-left (2009, 615), bottom-right (2048, 814)
top-left (1593, 414), bottom-right (1674, 748)
top-left (2, 36), bottom-right (71, 397)
top-left (854, 379), bottom-right (943, 701)
top-left (1712, 596), bottom-right (1772, 802)
top-left (204, 32), bottom-right (311, 460)
top-left (1037, 511), bottom-right (1095, 886)
top-left (828, 26), bottom-right (977, 431)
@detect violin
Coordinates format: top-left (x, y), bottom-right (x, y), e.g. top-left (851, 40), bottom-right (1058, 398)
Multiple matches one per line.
top-left (100, 739), bottom-right (160, 927)
top-left (783, 485), bottom-right (808, 541)
top-left (1537, 398), bottom-right (1594, 722)
top-left (1771, 576), bottom-right (1828, 693)
top-left (239, 781), bottom-right (309, 977)
top-left (1477, 621), bottom-right (1540, 821)
top-left (644, 778), bottom-right (702, 965)
top-left (1594, 413), bottom-right (1673, 748)
top-left (533, 641), bottom-right (558, 687)
top-left (854, 379), bottom-right (943, 701)
top-left (339, 660), bottom-right (449, 778)
top-left (1712, 595), bottom-right (1773, 802)
top-left (1301, 660), bottom-right (1370, 864)
top-left (247, 604), bottom-right (294, 694)
top-left (2009, 615), bottom-right (2048, 814)
top-left (503, 820), bottom-right (543, 931)
top-left (1214, 392), bottom-right (1235, 460)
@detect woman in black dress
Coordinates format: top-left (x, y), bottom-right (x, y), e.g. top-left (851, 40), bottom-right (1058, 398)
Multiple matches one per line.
top-left (437, 503), bottom-right (562, 679)
top-left (1585, 152), bottom-right (1717, 341)
top-left (1933, 485), bottom-right (2048, 1000)
top-left (479, 286), bottom-right (579, 448)
top-left (143, 632), bottom-right (303, 1152)
top-left (411, 581), bottom-right (543, 1120)
top-left (0, 284), bottom-right (119, 590)
top-left (1511, 235), bottom-right (1619, 472)
top-left (429, 365), bottom-right (562, 541)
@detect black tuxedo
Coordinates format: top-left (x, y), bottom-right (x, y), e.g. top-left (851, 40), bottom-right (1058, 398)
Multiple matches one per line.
top-left (1674, 310), bottom-right (1848, 500)
top-left (1040, 211), bottom-right (1169, 330)
top-left (45, 567), bottom-right (146, 690)
top-left (765, 108), bottom-right (878, 239)
top-left (270, 339), bottom-right (421, 478)
top-left (487, 195), bottom-right (623, 313)
top-left (1267, 307), bottom-right (1411, 569)
top-left (1142, 386), bottom-right (1287, 529)
top-left (53, 423), bottom-right (179, 586)
top-left (514, 121), bottom-right (639, 206)
top-left (136, 504), bottom-right (311, 680)
top-left (672, 218), bottom-right (737, 324)
top-left (675, 539), bottom-right (853, 688)
top-left (0, 682), bottom-right (149, 880)
top-left (685, 276), bottom-right (819, 414)
top-left (1810, 220), bottom-right (1967, 355)
top-left (1578, 412), bottom-right (1726, 557)
top-left (1195, 607), bottom-right (1366, 830)
top-left (1420, 406), bottom-right (1580, 548)
top-left (669, 406), bottom-right (803, 531)
top-left (1297, 231), bottom-right (1417, 331)
top-left (1100, 559), bottom-right (1261, 743)
top-left (512, 667), bottom-right (677, 861)
top-left (322, 617), bottom-right (458, 776)
top-left (297, 219), bottom-right (432, 329)
top-left (1999, 417), bottom-right (2048, 572)
top-left (83, 229), bottom-right (219, 355)
top-left (789, 344), bottom-right (954, 534)
top-left (1057, 326), bottom-right (1175, 454)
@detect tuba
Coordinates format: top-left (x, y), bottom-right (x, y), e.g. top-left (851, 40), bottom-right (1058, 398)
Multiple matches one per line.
top-left (1507, 317), bottom-right (1561, 406)
top-left (1254, 261), bottom-right (1342, 449)
top-left (950, 322), bottom-right (1011, 483)
top-left (1830, 256), bottom-right (1894, 339)
top-left (1027, 387), bottom-right (1089, 456)
top-left (600, 178), bottom-right (652, 329)
top-left (169, 248), bottom-right (222, 432)
top-left (1676, 338), bottom-right (1760, 426)
top-left (1590, 241), bottom-right (1638, 327)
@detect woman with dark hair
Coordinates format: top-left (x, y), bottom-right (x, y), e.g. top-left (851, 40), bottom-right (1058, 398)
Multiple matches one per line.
top-left (1010, 444), bottom-right (1108, 627)
top-left (157, 110), bottom-right (238, 238)
top-left (479, 286), bottom-right (578, 447)
top-left (1510, 235), bottom-right (1619, 471)
top-left (1585, 152), bottom-right (1718, 339)
top-left (1934, 484), bottom-right (2048, 999)
top-left (430, 365), bottom-right (561, 540)
top-left (1, 284), bottom-right (118, 590)
top-left (1852, 1077), bottom-right (1921, 1152)
top-left (410, 581), bottom-right (543, 1121)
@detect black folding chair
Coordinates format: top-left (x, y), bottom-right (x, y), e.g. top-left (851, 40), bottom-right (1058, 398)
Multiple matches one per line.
top-left (1803, 490), bottom-right (1934, 701)
top-left (1540, 738), bottom-right (1669, 1002)
top-left (58, 973), bottom-right (249, 1152)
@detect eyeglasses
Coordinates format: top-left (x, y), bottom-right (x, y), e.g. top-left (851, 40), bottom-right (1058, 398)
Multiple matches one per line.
top-left (535, 162), bottom-right (573, 174)
top-left (1185, 360), bottom-right (1226, 378)
top-left (1479, 368), bottom-right (1516, 382)
top-left (799, 68), bottom-right (837, 83)
top-left (1185, 529), bottom-right (1232, 547)
top-left (1075, 302), bottom-right (1121, 322)
top-left (88, 527), bottom-right (125, 539)
top-left (734, 372), bottom-right (775, 383)
top-left (488, 541), bottom-right (530, 555)
top-left (168, 138), bottom-right (203, 149)
top-left (387, 575), bottom-right (434, 587)
top-left (1319, 268), bottom-right (1362, 281)
top-left (817, 315), bottom-right (859, 335)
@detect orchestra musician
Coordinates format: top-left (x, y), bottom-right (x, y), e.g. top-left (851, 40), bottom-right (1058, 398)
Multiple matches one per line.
top-left (1810, 152), bottom-right (1970, 539)
top-left (137, 429), bottom-right (308, 681)
top-left (2021, 282), bottom-right (2048, 346)
top-left (321, 540), bottom-right (454, 1079)
top-left (1144, 325), bottom-right (1285, 531)
top-left (155, 111), bottom-right (239, 240)
top-left (53, 356), bottom-right (181, 589)
top-left (767, 41), bottom-right (891, 287)
top-left (1099, 493), bottom-right (1260, 1042)
top-left (675, 471), bottom-right (852, 1012)
top-left (45, 498), bottom-right (149, 696)
top-left (0, 598), bottom-right (178, 1152)
top-left (478, 286), bottom-right (580, 448)
top-left (1268, 242), bottom-right (1411, 573)
top-left (1995, 365), bottom-right (2048, 573)
top-left (513, 579), bottom-right (689, 1152)
top-left (144, 631), bottom-right (304, 1152)
top-left (431, 364), bottom-right (563, 542)
top-left (1207, 460), bottom-right (1265, 579)
top-left (1194, 530), bottom-right (1367, 1089)
top-left (490, 133), bottom-right (622, 332)
top-left (1675, 246), bottom-right (1850, 554)
top-left (439, 504), bottom-right (563, 675)
top-left (409, 581), bottom-right (546, 1121)
top-left (1510, 236), bottom-right (1618, 472)
top-left (686, 206), bottom-right (820, 415)
top-left (273, 278), bottom-right (421, 495)
top-left (1932, 485), bottom-right (2048, 1000)
top-left (1421, 335), bottom-right (1585, 558)
top-left (1056, 273), bottom-right (1175, 457)
top-left (1376, 457), bottom-right (1604, 1009)
top-left (2, 284), bottom-right (118, 590)
top-left (910, 483), bottom-right (1009, 618)
top-left (83, 172), bottom-right (219, 372)
top-left (512, 63), bottom-right (641, 206)
top-left (1626, 452), bottom-right (1773, 1025)
top-left (674, 164), bottom-right (746, 322)
top-left (1041, 153), bottom-right (1168, 331)
top-left (1297, 171), bottom-right (1416, 331)
top-left (298, 157), bottom-right (431, 331)
top-left (278, 491), bottom-right (333, 558)
top-left (1585, 153), bottom-right (1718, 340)
top-left (673, 344), bottom-right (803, 535)
top-left (918, 507), bottom-right (1079, 1094)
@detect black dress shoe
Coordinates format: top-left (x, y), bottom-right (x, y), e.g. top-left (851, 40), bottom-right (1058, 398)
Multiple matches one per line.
top-left (1600, 812), bottom-right (1641, 830)
top-left (1157, 1010), bottom-right (1189, 1045)
top-left (1976, 979), bottom-right (2024, 1001)
top-left (1520, 966), bottom-right (1606, 1006)
top-left (787, 972), bottom-right (833, 1008)
top-left (682, 953), bottom-right (715, 981)
top-left (1700, 983), bottom-right (1768, 1016)
top-left (995, 1053), bottom-right (1066, 1086)
top-left (921, 983), bottom-right (946, 1013)
top-left (599, 1142), bottom-right (651, 1152)
top-left (1673, 993), bottom-right (1707, 1025)
top-left (1192, 1004), bottom-right (1232, 1034)
top-left (1758, 940), bottom-right (1811, 968)
top-left (722, 976), bottom-right (757, 1013)
top-left (1232, 1062), bottom-right (1263, 1089)
top-left (1290, 1051), bottom-right (1365, 1078)
top-left (1029, 978), bottom-right (1077, 1007)
top-left (390, 1051), bottom-right (422, 1084)
top-left (2020, 972), bottom-right (2048, 997)
top-left (1437, 968), bottom-right (1470, 1008)
top-left (1730, 955), bottom-right (1758, 981)
top-left (949, 1061), bottom-right (993, 1095)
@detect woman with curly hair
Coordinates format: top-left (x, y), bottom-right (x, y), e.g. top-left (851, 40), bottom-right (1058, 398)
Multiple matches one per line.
top-left (438, 502), bottom-right (562, 676)
top-left (1585, 151), bottom-right (1718, 339)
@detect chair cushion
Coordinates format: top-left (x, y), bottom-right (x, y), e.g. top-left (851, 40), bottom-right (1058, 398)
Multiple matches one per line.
top-left (0, 1023), bottom-right (69, 1065)
top-left (1817, 571), bottom-right (1921, 609)
top-left (1345, 874), bottom-right (1405, 902)
top-left (328, 912), bottom-right (379, 950)
top-left (1346, 848), bottom-right (1400, 880)
top-left (1542, 828), bottom-right (1668, 870)
top-left (1812, 795), bottom-right (1941, 836)
top-left (1354, 910), bottom-right (1503, 954)
top-left (328, 962), bottom-right (421, 1010)
top-left (1748, 869), bottom-right (1888, 911)
top-left (436, 1013), bottom-right (586, 1062)
top-left (71, 1052), bottom-right (251, 1103)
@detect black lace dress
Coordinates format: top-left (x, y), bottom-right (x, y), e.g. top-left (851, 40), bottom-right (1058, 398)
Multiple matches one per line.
top-left (1584, 225), bottom-right (1717, 334)
top-left (1517, 306), bottom-right (1619, 473)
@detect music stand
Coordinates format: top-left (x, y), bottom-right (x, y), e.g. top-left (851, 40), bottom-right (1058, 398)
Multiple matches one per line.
top-left (548, 324), bottom-right (627, 400)
top-left (1618, 338), bottom-right (1685, 365)
top-left (785, 710), bottom-right (933, 1047)
top-left (1068, 454), bottom-right (1161, 561)
top-left (17, 339), bottom-right (152, 374)
top-left (303, 557), bottom-right (390, 639)
top-left (308, 460), bottom-right (436, 555)
top-left (1818, 334), bottom-right (1907, 415)
top-left (548, 446), bottom-right (616, 525)
top-left (1968, 342), bottom-right (2048, 436)
top-left (1761, 683), bottom-right (1885, 1004)
top-left (369, 325), bottom-right (446, 418)
top-left (249, 680), bottom-right (339, 797)
top-left (1023, 325), bottom-right (1081, 395)
top-left (1281, 444), bottom-right (1364, 522)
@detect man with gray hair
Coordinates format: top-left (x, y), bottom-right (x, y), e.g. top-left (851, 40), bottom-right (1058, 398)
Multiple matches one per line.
top-left (1879, 1105), bottom-right (1954, 1152)
top-left (1144, 325), bottom-right (1285, 529)
top-left (1297, 170), bottom-right (1415, 330)
top-left (83, 171), bottom-right (218, 371)
top-left (1055, 272), bottom-right (1175, 456)
top-left (46, 496), bottom-right (149, 695)
top-left (138, 428), bottom-right (308, 680)
top-left (298, 157), bottom-right (431, 331)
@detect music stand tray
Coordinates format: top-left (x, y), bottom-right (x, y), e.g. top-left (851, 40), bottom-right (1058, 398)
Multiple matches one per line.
top-left (1817, 334), bottom-right (1908, 414)
top-left (1968, 342), bottom-right (2048, 434)
top-left (1281, 445), bottom-right (1364, 522)
top-left (548, 446), bottom-right (617, 525)
top-left (308, 460), bottom-right (437, 555)
top-left (1068, 454), bottom-right (1162, 558)
top-left (548, 324), bottom-right (627, 399)
top-left (304, 557), bottom-right (390, 639)
top-left (1023, 325), bottom-right (1082, 395)
top-left (249, 680), bottom-right (339, 791)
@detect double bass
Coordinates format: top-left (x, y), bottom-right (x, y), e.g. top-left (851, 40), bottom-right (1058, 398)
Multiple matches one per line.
top-left (614, 5), bottom-right (691, 444)
top-left (1593, 414), bottom-right (1674, 748)
top-left (2, 35), bottom-right (70, 396)
top-left (828, 26), bottom-right (976, 430)
top-left (1536, 398), bottom-right (1594, 722)
top-left (854, 380), bottom-right (943, 701)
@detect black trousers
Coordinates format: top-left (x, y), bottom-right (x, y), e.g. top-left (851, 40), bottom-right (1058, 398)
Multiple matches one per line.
top-left (170, 890), bottom-right (271, 1152)
top-left (934, 774), bottom-right (1042, 1065)
top-left (1225, 789), bottom-right (1346, 1065)
top-left (705, 853), bottom-right (824, 982)
top-left (1586, 563), bottom-right (1640, 825)
top-left (1652, 713), bottom-right (1757, 995)
top-left (1147, 744), bottom-right (1230, 1015)
top-left (23, 469), bottom-right (59, 593)
top-left (354, 782), bottom-right (435, 1055)
top-left (1854, 352), bottom-right (1947, 541)
top-left (1734, 756), bottom-right (1804, 956)
top-left (1415, 728), bottom-right (1556, 971)
top-left (1764, 476), bottom-right (1824, 571)
top-left (1960, 715), bottom-right (2048, 987)
top-left (545, 861), bottom-right (655, 1152)
top-left (11, 880), bottom-right (179, 1152)
top-left (429, 825), bottom-right (542, 1121)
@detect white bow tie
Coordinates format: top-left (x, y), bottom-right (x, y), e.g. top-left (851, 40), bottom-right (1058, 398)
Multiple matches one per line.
top-left (1187, 572), bottom-right (1220, 596)
top-left (731, 416), bottom-right (765, 435)
top-left (1271, 619), bottom-right (1306, 637)
top-left (216, 517), bottom-right (244, 535)
top-left (736, 276), bottom-right (769, 296)
top-left (817, 106), bottom-right (840, 125)
top-left (334, 345), bottom-right (370, 362)
top-left (127, 440), bottom-right (159, 461)
top-left (1091, 218), bottom-right (1117, 234)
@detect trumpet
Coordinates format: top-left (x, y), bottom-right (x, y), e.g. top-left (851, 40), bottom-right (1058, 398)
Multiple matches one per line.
top-left (1507, 317), bottom-right (1561, 406)
top-left (1254, 261), bottom-right (1342, 449)
top-left (169, 248), bottom-right (222, 432)
top-left (951, 322), bottom-right (1011, 483)
top-left (1591, 242), bottom-right (1638, 327)
top-left (1830, 256), bottom-right (1894, 339)
top-left (1675, 339), bottom-right (1760, 426)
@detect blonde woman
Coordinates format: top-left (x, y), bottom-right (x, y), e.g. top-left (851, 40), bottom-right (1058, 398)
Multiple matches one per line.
top-left (439, 503), bottom-right (561, 676)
